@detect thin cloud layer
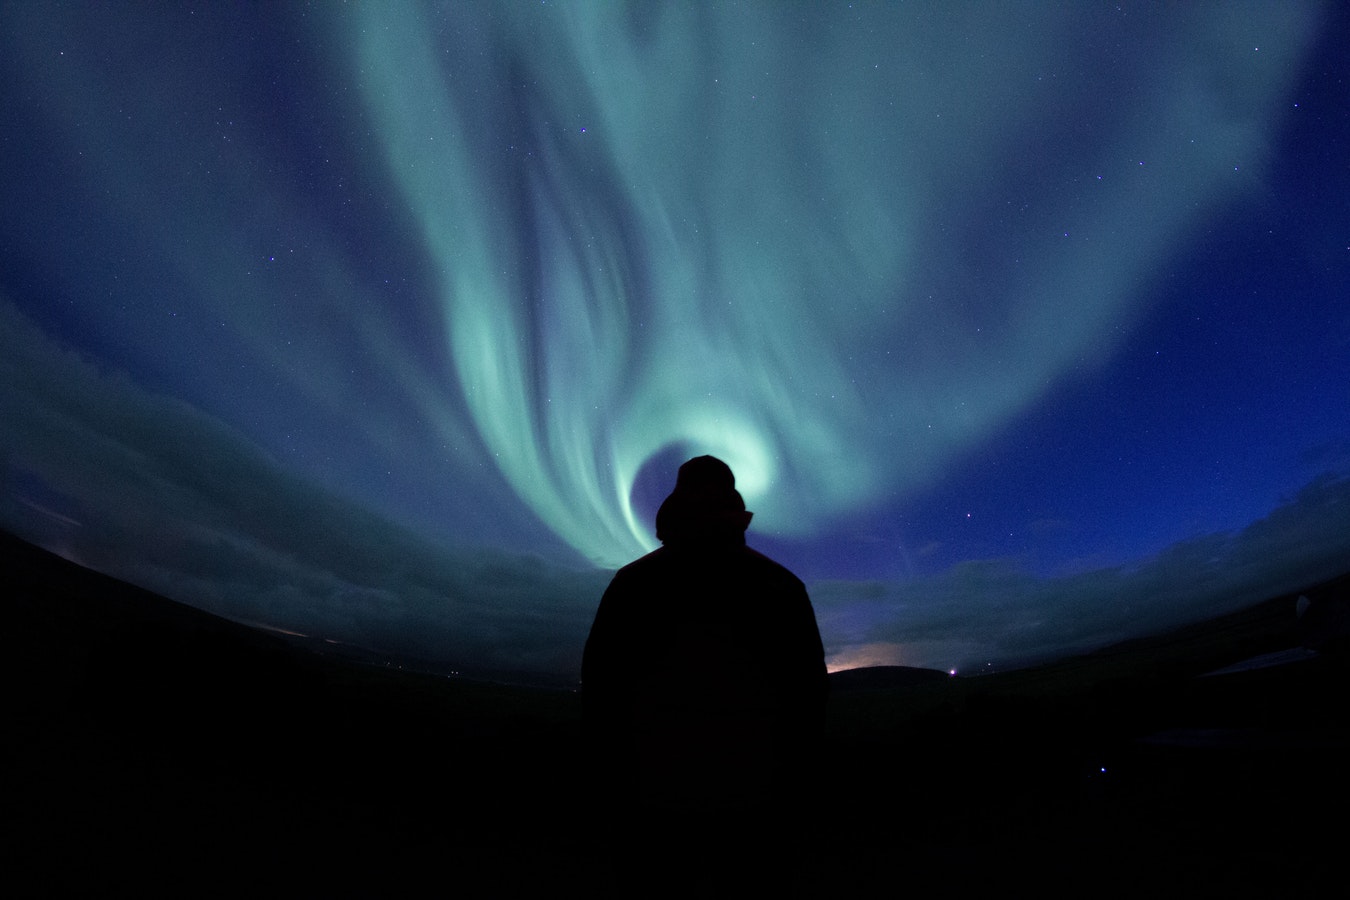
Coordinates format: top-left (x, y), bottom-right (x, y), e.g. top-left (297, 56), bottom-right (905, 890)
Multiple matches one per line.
top-left (7, 295), bottom-right (1347, 683)
top-left (816, 471), bottom-right (1350, 673)
top-left (1, 296), bottom-right (604, 681)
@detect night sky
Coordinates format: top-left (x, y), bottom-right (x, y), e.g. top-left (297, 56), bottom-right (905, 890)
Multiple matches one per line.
top-left (2, 2), bottom-right (1347, 683)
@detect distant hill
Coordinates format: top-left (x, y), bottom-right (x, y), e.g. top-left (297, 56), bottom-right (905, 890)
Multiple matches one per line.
top-left (828, 664), bottom-right (952, 692)
top-left (5, 527), bottom-right (314, 717)
top-left (4, 527), bottom-right (586, 893)
top-left (2, 526), bottom-right (576, 723)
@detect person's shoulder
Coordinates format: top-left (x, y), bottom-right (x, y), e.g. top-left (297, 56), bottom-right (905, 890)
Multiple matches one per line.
top-left (611, 545), bottom-right (673, 581)
top-left (740, 546), bottom-right (806, 589)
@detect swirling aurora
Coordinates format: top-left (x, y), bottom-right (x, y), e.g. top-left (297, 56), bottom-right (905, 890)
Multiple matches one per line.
top-left (2, 3), bottom-right (1347, 682)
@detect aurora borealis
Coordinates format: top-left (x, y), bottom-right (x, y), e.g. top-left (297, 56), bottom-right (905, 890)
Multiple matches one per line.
top-left (2, 3), bottom-right (1347, 682)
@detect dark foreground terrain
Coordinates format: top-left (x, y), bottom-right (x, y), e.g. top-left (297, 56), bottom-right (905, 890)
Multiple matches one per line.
top-left (5, 529), bottom-right (1348, 896)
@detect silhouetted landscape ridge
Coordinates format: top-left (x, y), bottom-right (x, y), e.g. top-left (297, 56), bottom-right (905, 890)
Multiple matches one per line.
top-left (6, 529), bottom-right (1348, 895)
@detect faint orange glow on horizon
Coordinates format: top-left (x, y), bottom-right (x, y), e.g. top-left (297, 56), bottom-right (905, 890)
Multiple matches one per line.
top-left (826, 641), bottom-right (908, 673)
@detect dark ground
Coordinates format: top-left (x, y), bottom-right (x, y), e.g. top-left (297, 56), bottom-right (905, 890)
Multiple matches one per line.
top-left (5, 529), bottom-right (1348, 897)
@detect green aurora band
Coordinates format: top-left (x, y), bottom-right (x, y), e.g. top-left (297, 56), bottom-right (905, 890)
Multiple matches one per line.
top-left (353, 3), bottom-right (1318, 567)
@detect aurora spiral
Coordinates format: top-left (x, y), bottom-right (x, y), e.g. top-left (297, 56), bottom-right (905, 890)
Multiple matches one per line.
top-left (2, 2), bottom-right (1347, 680)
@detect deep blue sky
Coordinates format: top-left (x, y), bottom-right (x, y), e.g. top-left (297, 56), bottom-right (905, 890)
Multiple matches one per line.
top-left (2, 3), bottom-right (1347, 682)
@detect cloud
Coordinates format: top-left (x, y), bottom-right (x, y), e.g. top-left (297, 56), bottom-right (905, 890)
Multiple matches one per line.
top-left (0, 296), bottom-right (606, 682)
top-left (815, 471), bottom-right (1350, 673)
top-left (6, 288), bottom-right (1348, 685)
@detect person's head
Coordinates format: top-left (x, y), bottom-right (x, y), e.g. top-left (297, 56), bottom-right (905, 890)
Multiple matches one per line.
top-left (654, 455), bottom-right (753, 546)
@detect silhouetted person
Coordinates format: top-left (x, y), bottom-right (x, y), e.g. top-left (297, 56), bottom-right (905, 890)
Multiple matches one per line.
top-left (581, 456), bottom-right (827, 889)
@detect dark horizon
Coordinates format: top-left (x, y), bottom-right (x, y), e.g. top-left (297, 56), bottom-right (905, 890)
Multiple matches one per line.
top-left (9, 521), bottom-right (1347, 894)
top-left (7, 525), bottom-right (1345, 690)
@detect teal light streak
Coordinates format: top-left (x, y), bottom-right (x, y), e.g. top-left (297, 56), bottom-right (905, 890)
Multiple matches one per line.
top-left (353, 2), bottom-right (1317, 568)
